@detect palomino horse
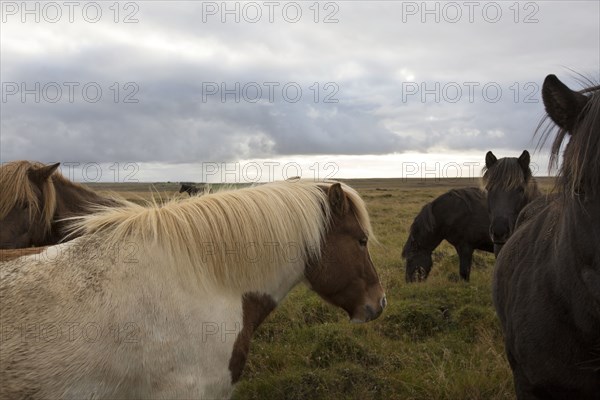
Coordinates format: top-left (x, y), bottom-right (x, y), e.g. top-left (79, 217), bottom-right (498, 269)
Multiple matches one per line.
top-left (0, 180), bottom-right (386, 399)
top-left (482, 150), bottom-right (540, 255)
top-left (494, 75), bottom-right (600, 399)
top-left (402, 187), bottom-right (493, 282)
top-left (0, 161), bottom-right (122, 249)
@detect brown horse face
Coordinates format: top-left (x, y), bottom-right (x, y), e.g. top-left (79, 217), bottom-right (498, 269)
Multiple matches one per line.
top-left (305, 183), bottom-right (386, 323)
top-left (0, 204), bottom-right (33, 248)
top-left (0, 163), bottom-right (59, 249)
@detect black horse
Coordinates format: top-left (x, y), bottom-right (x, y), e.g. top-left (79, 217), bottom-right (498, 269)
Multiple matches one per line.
top-left (179, 183), bottom-right (202, 196)
top-left (494, 75), bottom-right (600, 399)
top-left (402, 187), bottom-right (493, 282)
top-left (482, 150), bottom-right (540, 255)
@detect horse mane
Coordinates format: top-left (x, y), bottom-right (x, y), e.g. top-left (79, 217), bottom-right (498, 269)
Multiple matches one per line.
top-left (402, 201), bottom-right (436, 258)
top-left (69, 180), bottom-right (373, 291)
top-left (481, 158), bottom-right (539, 200)
top-left (0, 161), bottom-right (57, 233)
top-left (538, 83), bottom-right (600, 198)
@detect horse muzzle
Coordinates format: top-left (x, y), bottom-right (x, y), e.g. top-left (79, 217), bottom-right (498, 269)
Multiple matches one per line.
top-left (350, 295), bottom-right (387, 323)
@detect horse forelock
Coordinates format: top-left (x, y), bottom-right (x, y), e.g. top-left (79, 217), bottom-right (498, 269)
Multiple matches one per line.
top-left (0, 161), bottom-right (57, 233)
top-left (69, 180), bottom-right (371, 292)
top-left (482, 158), bottom-right (538, 199)
top-left (540, 85), bottom-right (600, 198)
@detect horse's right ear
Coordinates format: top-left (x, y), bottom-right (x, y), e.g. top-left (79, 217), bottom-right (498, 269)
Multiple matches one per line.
top-left (485, 151), bottom-right (497, 169)
top-left (542, 74), bottom-right (589, 132)
top-left (328, 183), bottom-right (348, 216)
top-left (28, 162), bottom-right (60, 184)
top-left (518, 150), bottom-right (530, 172)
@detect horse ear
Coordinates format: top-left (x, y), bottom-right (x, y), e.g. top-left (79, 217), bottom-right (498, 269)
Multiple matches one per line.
top-left (485, 151), bottom-right (497, 169)
top-left (518, 150), bottom-right (530, 172)
top-left (328, 183), bottom-right (348, 216)
top-left (542, 74), bottom-right (589, 132)
top-left (28, 162), bottom-right (60, 184)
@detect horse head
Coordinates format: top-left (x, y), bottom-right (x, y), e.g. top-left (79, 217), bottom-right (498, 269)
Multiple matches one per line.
top-left (483, 151), bottom-right (538, 255)
top-left (0, 162), bottom-right (60, 248)
top-left (305, 183), bottom-right (386, 323)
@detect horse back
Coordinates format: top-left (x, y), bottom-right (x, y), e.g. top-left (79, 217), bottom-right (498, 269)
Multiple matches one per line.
top-left (433, 188), bottom-right (490, 249)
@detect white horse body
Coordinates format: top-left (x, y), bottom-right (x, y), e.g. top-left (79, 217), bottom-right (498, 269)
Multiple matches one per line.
top-left (1, 236), bottom-right (304, 399)
top-left (1, 181), bottom-right (385, 399)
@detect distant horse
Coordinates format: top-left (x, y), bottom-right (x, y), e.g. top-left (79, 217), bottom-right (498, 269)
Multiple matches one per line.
top-left (179, 183), bottom-right (212, 196)
top-left (0, 161), bottom-right (122, 249)
top-left (179, 183), bottom-right (201, 196)
top-left (402, 187), bottom-right (493, 282)
top-left (0, 180), bottom-right (386, 399)
top-left (494, 75), bottom-right (600, 399)
top-left (482, 150), bottom-right (540, 255)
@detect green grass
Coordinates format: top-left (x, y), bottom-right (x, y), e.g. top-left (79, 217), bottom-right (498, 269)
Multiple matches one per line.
top-left (230, 180), bottom-right (518, 400)
top-left (97, 178), bottom-right (556, 399)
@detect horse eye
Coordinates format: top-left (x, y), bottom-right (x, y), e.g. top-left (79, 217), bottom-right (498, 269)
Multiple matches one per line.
top-left (359, 238), bottom-right (368, 246)
top-left (21, 203), bottom-right (29, 210)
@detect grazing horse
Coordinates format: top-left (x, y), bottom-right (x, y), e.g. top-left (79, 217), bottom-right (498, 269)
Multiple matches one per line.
top-left (402, 187), bottom-right (493, 282)
top-left (494, 75), bottom-right (600, 399)
top-left (0, 161), bottom-right (122, 249)
top-left (0, 180), bottom-right (386, 399)
top-left (482, 150), bottom-right (540, 255)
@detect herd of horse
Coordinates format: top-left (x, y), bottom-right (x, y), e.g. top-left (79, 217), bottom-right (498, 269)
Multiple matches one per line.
top-left (0, 74), bottom-right (598, 398)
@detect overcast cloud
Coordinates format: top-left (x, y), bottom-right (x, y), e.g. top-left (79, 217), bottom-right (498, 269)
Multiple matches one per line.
top-left (1, 1), bottom-right (598, 180)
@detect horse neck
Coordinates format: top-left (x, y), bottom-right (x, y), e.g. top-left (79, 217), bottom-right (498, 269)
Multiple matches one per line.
top-left (559, 195), bottom-right (600, 265)
top-left (54, 181), bottom-right (116, 217)
top-left (50, 181), bottom-right (119, 241)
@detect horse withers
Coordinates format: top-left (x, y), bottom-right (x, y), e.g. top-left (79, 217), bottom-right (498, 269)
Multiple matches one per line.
top-left (0, 180), bottom-right (386, 399)
top-left (402, 187), bottom-right (493, 282)
top-left (482, 150), bottom-right (540, 256)
top-left (0, 161), bottom-right (122, 249)
top-left (494, 75), bottom-right (600, 399)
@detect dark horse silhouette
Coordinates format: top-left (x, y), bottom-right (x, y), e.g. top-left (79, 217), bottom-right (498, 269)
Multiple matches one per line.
top-left (482, 150), bottom-right (540, 255)
top-left (179, 183), bottom-right (211, 196)
top-left (494, 75), bottom-right (600, 399)
top-left (0, 161), bottom-right (123, 249)
top-left (402, 187), bottom-right (493, 282)
top-left (179, 183), bottom-right (200, 196)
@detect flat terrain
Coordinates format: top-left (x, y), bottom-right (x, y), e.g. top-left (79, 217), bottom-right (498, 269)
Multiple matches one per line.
top-left (85, 177), bottom-right (555, 399)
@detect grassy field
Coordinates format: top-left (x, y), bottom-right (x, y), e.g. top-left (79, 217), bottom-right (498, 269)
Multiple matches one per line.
top-left (88, 177), bottom-right (555, 400)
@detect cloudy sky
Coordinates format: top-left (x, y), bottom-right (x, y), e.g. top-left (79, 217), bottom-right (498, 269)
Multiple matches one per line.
top-left (1, 1), bottom-right (598, 182)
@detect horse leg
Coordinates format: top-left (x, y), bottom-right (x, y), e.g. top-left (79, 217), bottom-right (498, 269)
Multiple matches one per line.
top-left (456, 245), bottom-right (473, 281)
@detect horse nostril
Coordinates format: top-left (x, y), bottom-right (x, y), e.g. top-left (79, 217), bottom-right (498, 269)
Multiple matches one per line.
top-left (380, 296), bottom-right (387, 309)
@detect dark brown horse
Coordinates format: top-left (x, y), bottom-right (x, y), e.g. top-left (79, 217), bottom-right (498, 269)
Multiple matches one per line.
top-left (179, 183), bottom-right (212, 196)
top-left (402, 187), bottom-right (494, 282)
top-left (179, 183), bottom-right (201, 196)
top-left (0, 161), bottom-right (123, 249)
top-left (482, 150), bottom-right (540, 255)
top-left (494, 75), bottom-right (600, 399)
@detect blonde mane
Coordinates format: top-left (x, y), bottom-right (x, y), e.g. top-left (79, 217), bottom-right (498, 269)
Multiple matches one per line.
top-left (71, 180), bottom-right (373, 291)
top-left (0, 160), bottom-right (58, 232)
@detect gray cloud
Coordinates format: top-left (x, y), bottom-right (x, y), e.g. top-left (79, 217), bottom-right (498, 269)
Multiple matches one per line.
top-left (1, 1), bottom-right (598, 170)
